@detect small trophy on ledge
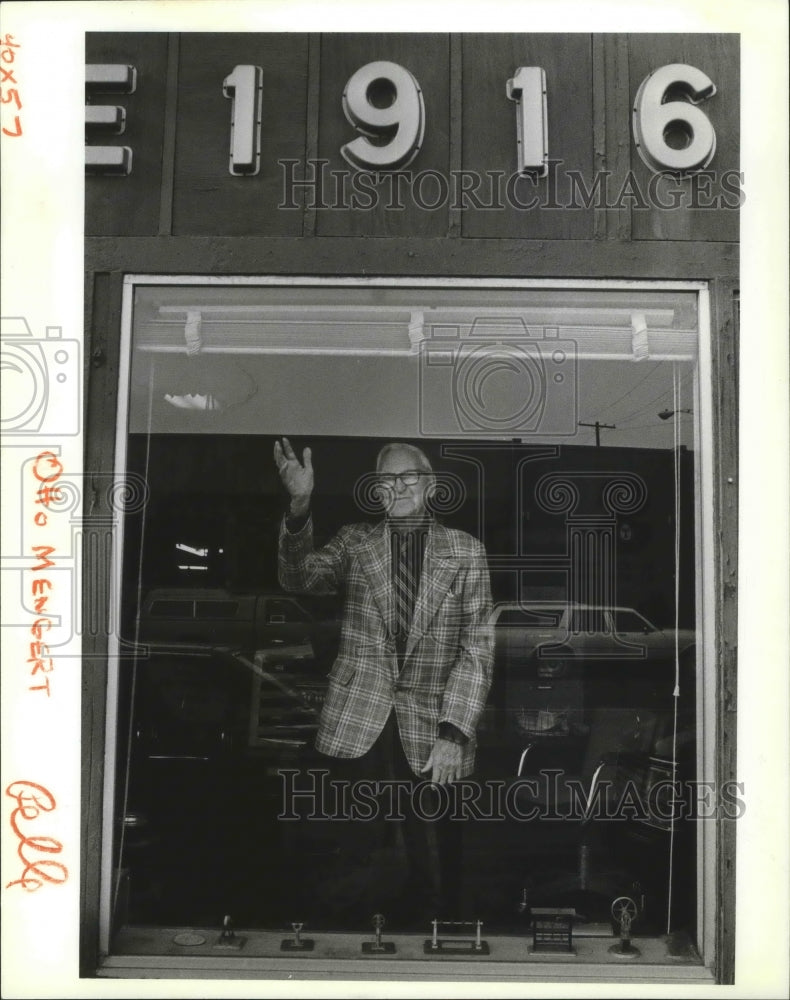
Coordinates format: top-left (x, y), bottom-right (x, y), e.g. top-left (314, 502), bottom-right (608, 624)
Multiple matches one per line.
top-left (424, 919), bottom-right (489, 955)
top-left (214, 914), bottom-right (246, 950)
top-left (608, 896), bottom-right (641, 958)
top-left (280, 921), bottom-right (315, 952)
top-left (362, 913), bottom-right (396, 954)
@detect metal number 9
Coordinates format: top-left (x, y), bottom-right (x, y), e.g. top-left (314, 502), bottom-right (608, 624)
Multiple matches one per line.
top-left (341, 60), bottom-right (425, 171)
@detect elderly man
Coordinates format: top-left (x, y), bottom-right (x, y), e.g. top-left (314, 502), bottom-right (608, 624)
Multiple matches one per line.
top-left (274, 437), bottom-right (493, 920)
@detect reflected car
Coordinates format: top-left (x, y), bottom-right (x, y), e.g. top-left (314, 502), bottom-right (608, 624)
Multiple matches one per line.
top-left (129, 642), bottom-right (324, 760)
top-left (137, 587), bottom-right (340, 666)
top-left (118, 639), bottom-right (329, 925)
top-left (492, 602), bottom-right (696, 673)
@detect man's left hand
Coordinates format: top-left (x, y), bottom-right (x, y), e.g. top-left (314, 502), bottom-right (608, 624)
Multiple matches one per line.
top-left (420, 738), bottom-right (463, 785)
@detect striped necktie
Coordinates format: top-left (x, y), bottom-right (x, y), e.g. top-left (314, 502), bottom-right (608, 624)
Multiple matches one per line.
top-left (392, 527), bottom-right (424, 650)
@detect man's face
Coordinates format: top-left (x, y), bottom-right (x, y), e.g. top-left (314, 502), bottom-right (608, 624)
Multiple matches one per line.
top-left (377, 448), bottom-right (433, 519)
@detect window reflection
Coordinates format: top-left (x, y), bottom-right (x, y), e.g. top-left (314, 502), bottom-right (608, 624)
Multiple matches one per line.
top-left (115, 434), bottom-right (696, 940)
top-left (111, 283), bottom-right (700, 951)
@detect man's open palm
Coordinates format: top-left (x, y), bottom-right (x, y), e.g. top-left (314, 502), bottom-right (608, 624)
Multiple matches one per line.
top-left (274, 437), bottom-right (314, 503)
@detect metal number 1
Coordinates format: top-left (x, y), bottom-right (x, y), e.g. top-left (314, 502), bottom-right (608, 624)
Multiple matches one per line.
top-left (506, 66), bottom-right (548, 176)
top-left (223, 64), bottom-right (263, 176)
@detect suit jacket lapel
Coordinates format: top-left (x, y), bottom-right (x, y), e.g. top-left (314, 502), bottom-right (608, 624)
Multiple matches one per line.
top-left (406, 522), bottom-right (458, 657)
top-left (356, 521), bottom-right (392, 628)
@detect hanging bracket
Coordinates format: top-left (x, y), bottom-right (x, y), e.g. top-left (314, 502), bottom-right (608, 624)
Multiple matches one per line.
top-left (631, 312), bottom-right (649, 361)
top-left (184, 310), bottom-right (202, 355)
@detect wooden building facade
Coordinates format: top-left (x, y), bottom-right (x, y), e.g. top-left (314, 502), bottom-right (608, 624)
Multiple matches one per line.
top-left (81, 32), bottom-right (739, 984)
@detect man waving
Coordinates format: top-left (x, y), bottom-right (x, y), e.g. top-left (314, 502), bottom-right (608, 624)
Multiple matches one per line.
top-left (275, 437), bottom-right (493, 919)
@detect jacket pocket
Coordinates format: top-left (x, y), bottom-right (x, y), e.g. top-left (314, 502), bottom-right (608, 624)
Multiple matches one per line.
top-left (328, 659), bottom-right (356, 686)
top-left (320, 662), bottom-right (356, 732)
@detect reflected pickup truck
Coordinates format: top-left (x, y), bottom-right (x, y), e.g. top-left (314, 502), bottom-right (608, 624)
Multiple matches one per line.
top-left (137, 587), bottom-right (339, 665)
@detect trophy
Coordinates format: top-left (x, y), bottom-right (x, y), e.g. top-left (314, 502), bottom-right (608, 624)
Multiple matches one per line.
top-left (215, 914), bottom-right (245, 950)
top-left (362, 913), bottom-right (396, 954)
top-left (608, 896), bottom-right (641, 958)
top-left (280, 921), bottom-right (315, 952)
top-left (424, 919), bottom-right (489, 955)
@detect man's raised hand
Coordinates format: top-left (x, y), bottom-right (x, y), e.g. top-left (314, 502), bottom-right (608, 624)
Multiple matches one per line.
top-left (273, 437), bottom-right (314, 515)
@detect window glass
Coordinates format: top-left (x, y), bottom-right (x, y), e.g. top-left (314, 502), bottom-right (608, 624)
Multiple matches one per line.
top-left (265, 598), bottom-right (311, 624)
top-left (568, 608), bottom-right (609, 632)
top-left (148, 599), bottom-right (194, 618)
top-left (613, 609), bottom-right (655, 632)
top-left (195, 600), bottom-right (241, 619)
top-left (495, 607), bottom-right (565, 627)
top-left (108, 281), bottom-right (703, 959)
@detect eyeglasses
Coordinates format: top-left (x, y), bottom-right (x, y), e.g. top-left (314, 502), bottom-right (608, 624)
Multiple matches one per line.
top-left (378, 470), bottom-right (424, 487)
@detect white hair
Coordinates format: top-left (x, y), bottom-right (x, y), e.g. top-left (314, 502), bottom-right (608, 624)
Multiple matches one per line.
top-left (375, 442), bottom-right (433, 474)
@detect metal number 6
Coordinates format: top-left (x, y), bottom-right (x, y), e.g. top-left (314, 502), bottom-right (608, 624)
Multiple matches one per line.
top-left (632, 63), bottom-right (717, 174)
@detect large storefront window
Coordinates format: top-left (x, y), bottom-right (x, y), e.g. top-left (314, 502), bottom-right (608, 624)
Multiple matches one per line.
top-left (101, 277), bottom-right (716, 973)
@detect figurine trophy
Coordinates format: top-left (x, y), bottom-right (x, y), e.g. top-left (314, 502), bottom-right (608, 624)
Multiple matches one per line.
top-left (362, 913), bottom-right (396, 954)
top-left (608, 896), bottom-right (641, 958)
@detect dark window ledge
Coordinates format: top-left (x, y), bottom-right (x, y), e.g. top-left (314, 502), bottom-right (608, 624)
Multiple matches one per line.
top-left (98, 925), bottom-right (713, 983)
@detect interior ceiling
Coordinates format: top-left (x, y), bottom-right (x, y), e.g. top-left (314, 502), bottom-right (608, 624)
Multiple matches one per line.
top-left (127, 284), bottom-right (698, 449)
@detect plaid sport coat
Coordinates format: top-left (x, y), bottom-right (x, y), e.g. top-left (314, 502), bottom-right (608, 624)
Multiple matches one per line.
top-left (278, 515), bottom-right (494, 776)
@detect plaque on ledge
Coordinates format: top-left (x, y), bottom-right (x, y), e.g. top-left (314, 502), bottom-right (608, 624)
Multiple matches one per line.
top-left (529, 907), bottom-right (576, 954)
top-left (423, 919), bottom-right (490, 955)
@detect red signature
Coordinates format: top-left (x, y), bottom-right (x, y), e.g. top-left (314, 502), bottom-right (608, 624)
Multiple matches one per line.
top-left (1, 34), bottom-right (22, 137)
top-left (28, 451), bottom-right (64, 697)
top-left (5, 780), bottom-right (68, 891)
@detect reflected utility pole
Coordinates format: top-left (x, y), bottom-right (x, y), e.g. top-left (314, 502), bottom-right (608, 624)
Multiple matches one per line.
top-left (578, 421), bottom-right (616, 447)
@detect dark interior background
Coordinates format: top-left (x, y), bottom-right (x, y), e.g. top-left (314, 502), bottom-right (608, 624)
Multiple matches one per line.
top-left (109, 433), bottom-right (697, 940)
top-left (121, 434), bottom-right (695, 624)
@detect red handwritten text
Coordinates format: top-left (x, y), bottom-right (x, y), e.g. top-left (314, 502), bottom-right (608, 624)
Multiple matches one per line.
top-left (5, 781), bottom-right (69, 892)
top-left (28, 452), bottom-right (63, 696)
top-left (1, 34), bottom-right (22, 138)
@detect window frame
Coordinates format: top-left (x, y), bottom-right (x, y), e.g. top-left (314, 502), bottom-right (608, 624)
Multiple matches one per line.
top-left (98, 274), bottom-right (718, 979)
